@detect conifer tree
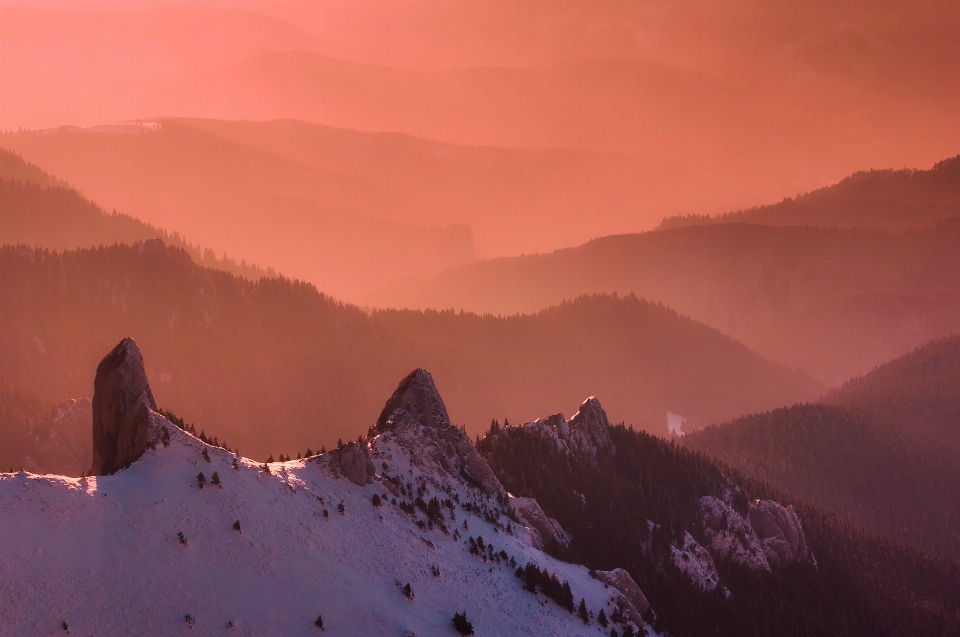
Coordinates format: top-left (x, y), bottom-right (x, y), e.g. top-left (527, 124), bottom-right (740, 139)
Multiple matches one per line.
top-left (233, 520), bottom-right (241, 532)
top-left (578, 598), bottom-right (589, 624)
top-left (598, 608), bottom-right (608, 627)
top-left (314, 614), bottom-right (324, 630)
top-left (196, 472), bottom-right (206, 489)
top-left (211, 471), bottom-right (221, 487)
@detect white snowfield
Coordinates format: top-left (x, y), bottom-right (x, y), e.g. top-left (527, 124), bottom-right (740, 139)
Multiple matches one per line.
top-left (0, 413), bottom-right (635, 636)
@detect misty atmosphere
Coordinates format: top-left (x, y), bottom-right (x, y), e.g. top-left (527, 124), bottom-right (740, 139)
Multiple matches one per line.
top-left (2, 2), bottom-right (960, 636)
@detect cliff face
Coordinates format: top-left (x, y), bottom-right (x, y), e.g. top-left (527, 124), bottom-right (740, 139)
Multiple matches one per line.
top-left (91, 338), bottom-right (158, 475)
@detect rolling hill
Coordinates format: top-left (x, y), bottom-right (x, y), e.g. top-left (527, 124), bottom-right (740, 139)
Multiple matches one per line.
top-left (367, 221), bottom-right (960, 384)
top-left (0, 241), bottom-right (821, 464)
top-left (660, 154), bottom-right (960, 231)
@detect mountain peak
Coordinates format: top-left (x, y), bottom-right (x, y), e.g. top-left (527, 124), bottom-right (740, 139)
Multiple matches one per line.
top-left (376, 368), bottom-right (451, 433)
top-left (91, 337), bottom-right (157, 475)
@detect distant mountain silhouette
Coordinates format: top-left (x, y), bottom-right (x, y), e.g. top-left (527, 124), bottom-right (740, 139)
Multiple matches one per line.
top-left (660, 155), bottom-right (960, 231)
top-left (369, 221), bottom-right (960, 384)
top-left (0, 126), bottom-right (476, 300)
top-left (0, 242), bottom-right (821, 461)
top-left (0, 149), bottom-right (270, 281)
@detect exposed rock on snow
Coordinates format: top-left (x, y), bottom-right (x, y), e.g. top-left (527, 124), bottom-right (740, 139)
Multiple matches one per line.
top-left (510, 397), bottom-right (614, 461)
top-left (327, 442), bottom-right (376, 486)
top-left (377, 369), bottom-right (504, 496)
top-left (91, 338), bottom-right (158, 475)
top-left (1, 356), bottom-right (636, 637)
top-left (672, 532), bottom-right (722, 592)
top-left (749, 500), bottom-right (814, 567)
top-left (510, 496), bottom-right (571, 550)
top-left (22, 398), bottom-right (92, 477)
top-left (698, 496), bottom-right (770, 572)
top-left (596, 568), bottom-right (650, 619)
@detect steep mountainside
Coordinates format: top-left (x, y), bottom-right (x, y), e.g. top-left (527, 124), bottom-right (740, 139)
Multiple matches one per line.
top-left (0, 242), bottom-right (820, 466)
top-left (479, 413), bottom-right (960, 637)
top-left (682, 403), bottom-right (960, 560)
top-left (824, 335), bottom-right (960, 447)
top-left (660, 154), bottom-right (960, 231)
top-left (0, 343), bottom-right (639, 636)
top-left (369, 221), bottom-right (960, 384)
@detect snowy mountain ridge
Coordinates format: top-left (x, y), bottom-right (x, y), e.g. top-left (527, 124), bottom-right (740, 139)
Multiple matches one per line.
top-left (0, 340), bottom-right (652, 636)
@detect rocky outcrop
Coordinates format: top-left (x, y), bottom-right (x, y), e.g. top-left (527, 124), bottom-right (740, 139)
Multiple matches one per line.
top-left (567, 397), bottom-right (612, 453)
top-left (671, 532), bottom-right (721, 592)
top-left (698, 496), bottom-right (770, 572)
top-left (377, 369), bottom-right (504, 496)
top-left (749, 500), bottom-right (814, 567)
top-left (91, 338), bottom-right (157, 475)
top-left (510, 496), bottom-right (570, 550)
top-left (596, 568), bottom-right (650, 621)
top-left (328, 442), bottom-right (376, 486)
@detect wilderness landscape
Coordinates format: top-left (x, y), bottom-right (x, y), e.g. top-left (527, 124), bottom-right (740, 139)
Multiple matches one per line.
top-left (2, 2), bottom-right (960, 636)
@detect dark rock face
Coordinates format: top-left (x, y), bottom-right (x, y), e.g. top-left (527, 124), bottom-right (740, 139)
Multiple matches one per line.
top-left (567, 396), bottom-right (613, 453)
top-left (91, 338), bottom-right (157, 475)
top-left (328, 442), bottom-right (376, 486)
top-left (749, 500), bottom-right (812, 567)
top-left (377, 369), bottom-right (504, 496)
top-left (596, 568), bottom-right (651, 618)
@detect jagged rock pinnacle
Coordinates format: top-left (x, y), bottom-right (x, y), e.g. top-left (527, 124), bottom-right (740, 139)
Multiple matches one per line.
top-left (376, 368), bottom-right (505, 496)
top-left (376, 368), bottom-right (451, 432)
top-left (90, 338), bottom-right (157, 475)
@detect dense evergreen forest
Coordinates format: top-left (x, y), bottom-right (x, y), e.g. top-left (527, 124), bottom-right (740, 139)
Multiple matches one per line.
top-left (0, 242), bottom-right (819, 466)
top-left (0, 382), bottom-right (50, 472)
top-left (479, 423), bottom-right (960, 637)
top-left (683, 403), bottom-right (960, 560)
top-left (825, 335), bottom-right (960, 449)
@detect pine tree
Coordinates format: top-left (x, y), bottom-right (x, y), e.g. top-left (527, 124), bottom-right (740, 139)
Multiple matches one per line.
top-left (232, 458), bottom-right (239, 471)
top-left (598, 608), bottom-right (608, 627)
top-left (201, 447), bottom-right (211, 462)
top-left (196, 472), bottom-right (206, 489)
top-left (233, 520), bottom-right (241, 532)
top-left (266, 454), bottom-right (274, 463)
top-left (452, 611), bottom-right (474, 635)
top-left (622, 626), bottom-right (635, 637)
top-left (403, 583), bottom-right (414, 599)
top-left (314, 614), bottom-right (324, 630)
top-left (578, 598), bottom-right (589, 624)
top-left (211, 471), bottom-right (221, 487)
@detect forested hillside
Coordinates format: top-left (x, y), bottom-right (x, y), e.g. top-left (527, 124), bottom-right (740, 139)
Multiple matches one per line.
top-left (0, 242), bottom-right (820, 464)
top-left (479, 422), bottom-right (960, 637)
top-left (660, 154), bottom-right (960, 231)
top-left (370, 221), bottom-right (960, 384)
top-left (682, 403), bottom-right (960, 559)
top-left (0, 382), bottom-right (50, 473)
top-left (824, 335), bottom-right (960, 447)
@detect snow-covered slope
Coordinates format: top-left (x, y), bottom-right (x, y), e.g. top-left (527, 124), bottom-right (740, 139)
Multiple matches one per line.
top-left (0, 355), bottom-right (644, 636)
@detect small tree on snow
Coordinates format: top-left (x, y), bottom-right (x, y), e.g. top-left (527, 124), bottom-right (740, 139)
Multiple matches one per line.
top-left (452, 611), bottom-right (474, 635)
top-left (598, 608), bottom-right (609, 627)
top-left (201, 447), bottom-right (211, 463)
top-left (211, 471), bottom-right (221, 487)
top-left (233, 520), bottom-right (241, 533)
top-left (314, 614), bottom-right (325, 630)
top-left (196, 472), bottom-right (206, 489)
top-left (402, 583), bottom-right (414, 599)
top-left (578, 598), bottom-right (589, 624)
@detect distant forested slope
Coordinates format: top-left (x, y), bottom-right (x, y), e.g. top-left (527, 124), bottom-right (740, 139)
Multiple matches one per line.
top-left (0, 242), bottom-right (821, 461)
